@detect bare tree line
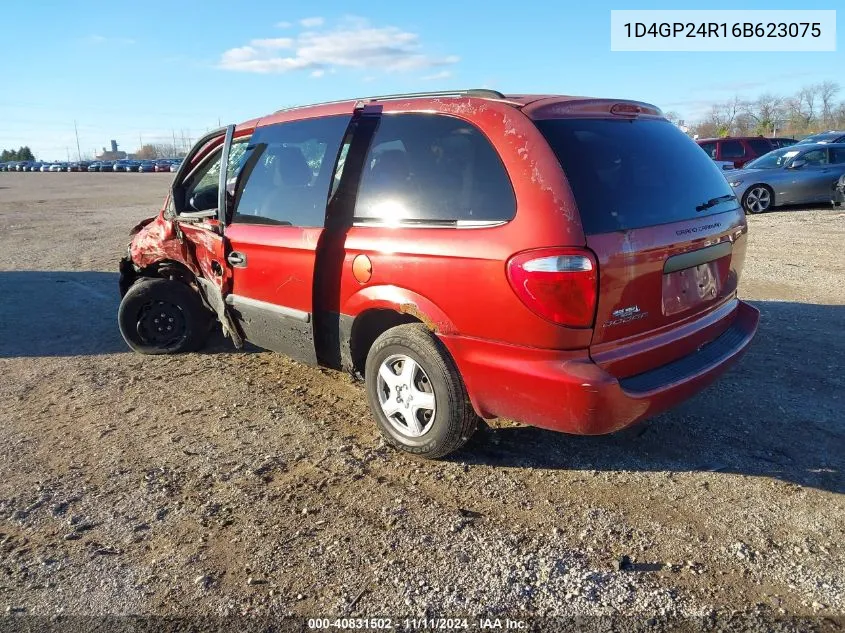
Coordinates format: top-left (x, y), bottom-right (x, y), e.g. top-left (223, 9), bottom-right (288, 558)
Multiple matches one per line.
top-left (689, 81), bottom-right (845, 139)
top-left (132, 144), bottom-right (188, 160)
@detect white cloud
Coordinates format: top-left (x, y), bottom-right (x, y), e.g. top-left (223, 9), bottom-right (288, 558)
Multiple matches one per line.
top-left (310, 69), bottom-right (325, 78)
top-left (422, 70), bottom-right (452, 81)
top-left (218, 18), bottom-right (458, 75)
top-left (300, 17), bottom-right (325, 27)
top-left (275, 21), bottom-right (292, 28)
top-left (221, 46), bottom-right (259, 65)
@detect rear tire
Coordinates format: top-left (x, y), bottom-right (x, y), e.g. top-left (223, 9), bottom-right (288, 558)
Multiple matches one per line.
top-left (742, 185), bottom-right (773, 214)
top-left (118, 278), bottom-right (212, 355)
top-left (364, 324), bottom-right (478, 459)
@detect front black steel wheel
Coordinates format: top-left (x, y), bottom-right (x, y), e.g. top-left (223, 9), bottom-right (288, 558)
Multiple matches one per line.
top-left (118, 278), bottom-right (212, 355)
top-left (135, 298), bottom-right (189, 349)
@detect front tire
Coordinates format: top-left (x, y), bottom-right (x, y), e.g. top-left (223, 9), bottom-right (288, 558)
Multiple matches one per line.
top-left (118, 278), bottom-right (212, 355)
top-left (742, 185), bottom-right (773, 214)
top-left (364, 324), bottom-right (478, 459)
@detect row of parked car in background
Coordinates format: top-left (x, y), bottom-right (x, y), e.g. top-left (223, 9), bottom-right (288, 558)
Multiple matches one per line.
top-left (696, 130), bottom-right (845, 214)
top-left (0, 158), bottom-right (184, 173)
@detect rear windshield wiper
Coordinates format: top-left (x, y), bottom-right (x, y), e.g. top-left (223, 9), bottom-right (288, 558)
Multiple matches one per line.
top-left (696, 194), bottom-right (735, 212)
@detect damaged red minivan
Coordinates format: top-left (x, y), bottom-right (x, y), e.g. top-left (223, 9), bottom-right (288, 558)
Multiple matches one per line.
top-left (118, 89), bottom-right (759, 458)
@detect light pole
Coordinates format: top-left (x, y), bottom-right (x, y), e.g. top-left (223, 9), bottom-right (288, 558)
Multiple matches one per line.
top-left (74, 121), bottom-right (82, 161)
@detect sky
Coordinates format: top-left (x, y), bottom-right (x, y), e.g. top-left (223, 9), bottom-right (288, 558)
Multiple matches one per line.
top-left (1, 0), bottom-right (842, 160)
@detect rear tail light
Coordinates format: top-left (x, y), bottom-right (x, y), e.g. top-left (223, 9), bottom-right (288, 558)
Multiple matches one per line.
top-left (507, 248), bottom-right (598, 328)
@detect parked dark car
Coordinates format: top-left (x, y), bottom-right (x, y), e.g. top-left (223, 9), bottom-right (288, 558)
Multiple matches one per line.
top-left (696, 136), bottom-right (774, 170)
top-left (139, 160), bottom-right (156, 172)
top-left (99, 161), bottom-right (114, 172)
top-left (113, 160), bottom-right (130, 172)
top-left (88, 162), bottom-right (102, 172)
top-left (770, 137), bottom-right (798, 149)
top-left (154, 160), bottom-right (173, 172)
top-left (117, 89), bottom-right (759, 458)
top-left (796, 130), bottom-right (845, 145)
top-left (27, 162), bottom-right (44, 172)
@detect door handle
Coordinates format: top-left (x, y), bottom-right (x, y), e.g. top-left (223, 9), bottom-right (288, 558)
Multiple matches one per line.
top-left (227, 251), bottom-right (247, 267)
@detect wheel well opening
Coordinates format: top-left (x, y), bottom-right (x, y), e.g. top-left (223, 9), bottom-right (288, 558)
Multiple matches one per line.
top-left (122, 259), bottom-right (204, 303)
top-left (144, 260), bottom-right (197, 286)
top-left (350, 309), bottom-right (422, 377)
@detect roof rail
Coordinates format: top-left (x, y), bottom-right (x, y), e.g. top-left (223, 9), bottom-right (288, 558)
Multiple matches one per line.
top-left (367, 89), bottom-right (506, 102)
top-left (275, 89), bottom-right (505, 114)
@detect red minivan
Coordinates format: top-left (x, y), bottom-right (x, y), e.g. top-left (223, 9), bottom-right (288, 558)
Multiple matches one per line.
top-left (696, 136), bottom-right (775, 169)
top-left (118, 89), bottom-right (759, 458)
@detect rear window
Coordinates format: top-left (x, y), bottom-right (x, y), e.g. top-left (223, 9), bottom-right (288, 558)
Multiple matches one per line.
top-left (698, 141), bottom-right (717, 159)
top-left (535, 118), bottom-right (738, 234)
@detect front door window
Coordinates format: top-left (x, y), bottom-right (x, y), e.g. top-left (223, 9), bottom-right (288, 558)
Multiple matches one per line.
top-left (231, 116), bottom-right (352, 227)
top-left (180, 141), bottom-right (249, 213)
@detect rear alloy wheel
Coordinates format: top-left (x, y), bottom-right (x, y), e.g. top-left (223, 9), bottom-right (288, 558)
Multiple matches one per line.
top-left (118, 278), bottom-right (212, 355)
top-left (743, 185), bottom-right (773, 214)
top-left (365, 324), bottom-right (478, 459)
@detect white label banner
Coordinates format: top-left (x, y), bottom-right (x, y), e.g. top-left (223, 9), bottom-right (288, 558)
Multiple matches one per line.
top-left (610, 10), bottom-right (836, 52)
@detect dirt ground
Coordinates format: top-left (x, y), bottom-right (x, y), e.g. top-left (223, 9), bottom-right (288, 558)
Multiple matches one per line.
top-left (0, 173), bottom-right (842, 630)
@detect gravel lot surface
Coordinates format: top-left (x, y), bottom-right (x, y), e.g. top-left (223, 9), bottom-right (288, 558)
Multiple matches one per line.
top-left (0, 173), bottom-right (842, 631)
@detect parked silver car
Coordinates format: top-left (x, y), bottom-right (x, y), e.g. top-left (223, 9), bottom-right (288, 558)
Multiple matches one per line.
top-left (727, 143), bottom-right (845, 213)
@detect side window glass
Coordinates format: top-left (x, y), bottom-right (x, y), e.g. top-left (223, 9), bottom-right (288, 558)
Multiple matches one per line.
top-left (720, 140), bottom-right (745, 159)
top-left (330, 141), bottom-right (351, 197)
top-left (801, 149), bottom-right (828, 166)
top-left (182, 141), bottom-right (249, 213)
top-left (699, 142), bottom-right (717, 159)
top-left (232, 116), bottom-right (352, 227)
top-left (354, 114), bottom-right (515, 225)
top-left (747, 139), bottom-right (772, 155)
top-left (830, 148), bottom-right (845, 164)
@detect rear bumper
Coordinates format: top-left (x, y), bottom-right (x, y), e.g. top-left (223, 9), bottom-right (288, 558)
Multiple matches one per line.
top-left (440, 300), bottom-right (760, 435)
